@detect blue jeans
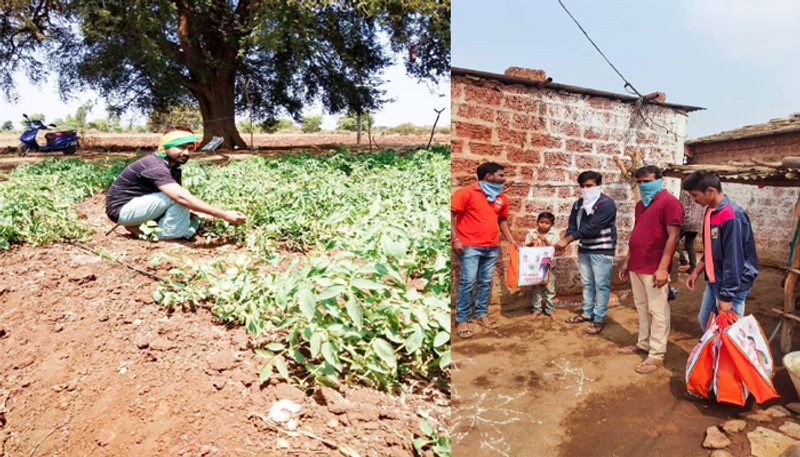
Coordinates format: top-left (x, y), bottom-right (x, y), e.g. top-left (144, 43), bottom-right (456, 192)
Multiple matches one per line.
top-left (455, 246), bottom-right (500, 323)
top-left (698, 282), bottom-right (749, 332)
top-left (118, 192), bottom-right (199, 240)
top-left (578, 253), bottom-right (614, 323)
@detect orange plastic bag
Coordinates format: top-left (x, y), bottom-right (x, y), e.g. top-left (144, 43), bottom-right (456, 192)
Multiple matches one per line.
top-left (506, 245), bottom-right (520, 289)
top-left (686, 311), bottom-right (731, 398)
top-left (715, 342), bottom-right (748, 406)
top-left (721, 315), bottom-right (779, 404)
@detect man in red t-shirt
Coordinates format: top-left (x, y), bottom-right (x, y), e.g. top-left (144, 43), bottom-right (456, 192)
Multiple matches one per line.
top-left (451, 162), bottom-right (521, 338)
top-left (618, 165), bottom-right (682, 374)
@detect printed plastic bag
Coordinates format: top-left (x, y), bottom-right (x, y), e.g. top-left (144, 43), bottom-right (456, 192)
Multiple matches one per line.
top-left (720, 315), bottom-right (779, 403)
top-left (506, 245), bottom-right (554, 288)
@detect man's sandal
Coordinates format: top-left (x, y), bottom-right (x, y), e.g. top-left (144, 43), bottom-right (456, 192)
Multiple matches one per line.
top-left (617, 345), bottom-right (648, 354)
top-left (475, 316), bottom-right (498, 329)
top-left (566, 314), bottom-right (591, 324)
top-left (635, 357), bottom-right (663, 374)
top-left (456, 326), bottom-right (474, 339)
top-left (585, 322), bottom-right (604, 334)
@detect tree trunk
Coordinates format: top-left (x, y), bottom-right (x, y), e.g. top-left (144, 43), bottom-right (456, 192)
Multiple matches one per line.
top-left (192, 74), bottom-right (246, 150)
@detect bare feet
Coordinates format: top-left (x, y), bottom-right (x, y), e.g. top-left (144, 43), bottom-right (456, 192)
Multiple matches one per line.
top-left (528, 311), bottom-right (542, 320)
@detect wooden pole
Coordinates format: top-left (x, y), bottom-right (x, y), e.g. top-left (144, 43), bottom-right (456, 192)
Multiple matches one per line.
top-left (613, 149), bottom-right (642, 202)
top-left (781, 193), bottom-right (800, 353)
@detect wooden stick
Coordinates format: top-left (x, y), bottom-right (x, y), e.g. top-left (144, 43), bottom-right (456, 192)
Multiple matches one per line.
top-left (427, 108), bottom-right (445, 149)
top-left (781, 193), bottom-right (800, 353)
top-left (772, 307), bottom-right (800, 324)
top-left (68, 242), bottom-right (167, 282)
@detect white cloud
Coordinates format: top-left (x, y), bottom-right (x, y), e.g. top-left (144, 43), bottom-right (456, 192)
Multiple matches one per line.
top-left (686, 0), bottom-right (800, 60)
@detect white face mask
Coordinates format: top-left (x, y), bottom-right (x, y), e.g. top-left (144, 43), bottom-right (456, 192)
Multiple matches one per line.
top-left (580, 187), bottom-right (602, 215)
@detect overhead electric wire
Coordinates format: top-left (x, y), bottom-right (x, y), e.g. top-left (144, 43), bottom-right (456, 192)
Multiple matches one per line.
top-left (556, 0), bottom-right (643, 97)
top-left (556, 0), bottom-right (681, 139)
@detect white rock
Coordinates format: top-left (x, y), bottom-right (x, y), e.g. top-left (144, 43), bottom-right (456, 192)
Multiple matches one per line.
top-left (781, 422), bottom-right (800, 440)
top-left (268, 399), bottom-right (302, 423)
top-left (748, 426), bottom-right (800, 457)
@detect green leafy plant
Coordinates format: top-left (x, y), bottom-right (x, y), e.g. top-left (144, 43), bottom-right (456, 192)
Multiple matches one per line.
top-left (137, 221), bottom-right (160, 242)
top-left (413, 420), bottom-right (451, 457)
top-left (154, 147), bottom-right (451, 391)
top-left (0, 157), bottom-right (132, 249)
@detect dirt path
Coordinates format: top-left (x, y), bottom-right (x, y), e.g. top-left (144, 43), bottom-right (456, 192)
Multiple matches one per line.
top-left (0, 194), bottom-right (447, 456)
top-left (452, 268), bottom-right (796, 457)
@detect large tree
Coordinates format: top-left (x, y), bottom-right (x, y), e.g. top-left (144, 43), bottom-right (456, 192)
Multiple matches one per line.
top-left (0, 0), bottom-right (69, 100)
top-left (1, 0), bottom-right (450, 148)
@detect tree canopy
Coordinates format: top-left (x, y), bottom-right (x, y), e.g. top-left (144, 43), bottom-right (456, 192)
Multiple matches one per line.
top-left (1, 0), bottom-right (450, 148)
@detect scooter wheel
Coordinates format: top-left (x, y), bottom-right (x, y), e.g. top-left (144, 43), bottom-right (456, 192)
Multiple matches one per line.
top-left (18, 143), bottom-right (30, 157)
top-left (64, 145), bottom-right (77, 155)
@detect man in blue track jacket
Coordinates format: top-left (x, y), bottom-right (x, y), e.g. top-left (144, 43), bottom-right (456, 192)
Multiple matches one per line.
top-left (682, 171), bottom-right (759, 331)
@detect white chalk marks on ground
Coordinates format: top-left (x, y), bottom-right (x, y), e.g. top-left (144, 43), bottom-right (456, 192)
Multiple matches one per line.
top-left (543, 358), bottom-right (596, 397)
top-left (452, 356), bottom-right (476, 372)
top-left (452, 388), bottom-right (536, 457)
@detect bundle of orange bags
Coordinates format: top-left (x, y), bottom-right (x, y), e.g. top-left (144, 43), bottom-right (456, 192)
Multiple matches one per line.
top-left (686, 310), bottom-right (779, 405)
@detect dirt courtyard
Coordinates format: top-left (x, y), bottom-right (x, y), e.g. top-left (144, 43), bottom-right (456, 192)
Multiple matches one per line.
top-left (452, 268), bottom-right (797, 457)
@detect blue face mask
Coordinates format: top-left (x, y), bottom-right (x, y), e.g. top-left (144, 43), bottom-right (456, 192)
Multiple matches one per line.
top-left (479, 181), bottom-right (504, 202)
top-left (638, 179), bottom-right (663, 207)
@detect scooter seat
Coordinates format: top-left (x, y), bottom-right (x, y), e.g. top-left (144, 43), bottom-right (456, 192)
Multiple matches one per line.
top-left (44, 131), bottom-right (77, 141)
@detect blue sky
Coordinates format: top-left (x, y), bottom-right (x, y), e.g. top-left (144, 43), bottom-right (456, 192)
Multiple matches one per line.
top-left (2, 52), bottom-right (449, 131)
top-left (453, 0), bottom-right (800, 139)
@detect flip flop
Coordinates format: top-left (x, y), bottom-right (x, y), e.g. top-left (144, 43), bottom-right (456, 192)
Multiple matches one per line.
top-left (476, 316), bottom-right (498, 328)
top-left (456, 326), bottom-right (474, 339)
top-left (617, 345), bottom-right (648, 354)
top-left (585, 322), bottom-right (604, 334)
top-left (635, 358), bottom-right (663, 374)
top-left (566, 314), bottom-right (591, 324)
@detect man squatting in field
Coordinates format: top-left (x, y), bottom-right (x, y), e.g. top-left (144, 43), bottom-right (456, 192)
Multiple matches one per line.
top-left (105, 127), bottom-right (246, 239)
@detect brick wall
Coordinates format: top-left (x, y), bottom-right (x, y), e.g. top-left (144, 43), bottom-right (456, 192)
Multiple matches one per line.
top-left (451, 73), bottom-right (690, 303)
top-left (687, 133), bottom-right (800, 268)
top-left (688, 132), bottom-right (800, 164)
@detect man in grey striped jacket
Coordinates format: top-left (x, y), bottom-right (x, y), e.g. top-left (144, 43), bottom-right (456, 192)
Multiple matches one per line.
top-left (555, 170), bottom-right (618, 335)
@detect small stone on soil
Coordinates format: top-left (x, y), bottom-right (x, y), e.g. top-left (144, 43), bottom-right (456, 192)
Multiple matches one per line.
top-left (149, 336), bottom-right (176, 351)
top-left (781, 422), bottom-right (800, 440)
top-left (207, 351), bottom-right (236, 372)
top-left (134, 333), bottom-right (153, 349)
top-left (748, 426), bottom-right (799, 457)
top-left (95, 429), bottom-right (116, 446)
top-left (788, 404), bottom-right (800, 415)
top-left (769, 406), bottom-right (793, 418)
top-left (703, 426), bottom-right (731, 449)
top-left (744, 411), bottom-right (775, 423)
top-left (326, 418), bottom-right (339, 428)
top-left (722, 419), bottom-right (747, 434)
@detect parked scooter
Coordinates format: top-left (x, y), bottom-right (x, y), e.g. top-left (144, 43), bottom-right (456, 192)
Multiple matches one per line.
top-left (18, 114), bottom-right (80, 157)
